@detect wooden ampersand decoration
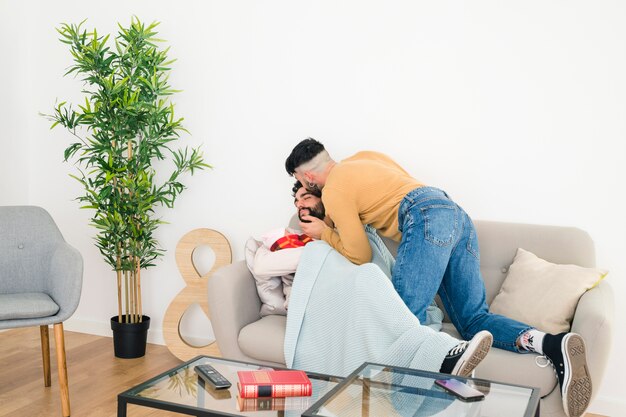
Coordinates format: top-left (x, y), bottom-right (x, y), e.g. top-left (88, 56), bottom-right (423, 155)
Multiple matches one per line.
top-left (163, 228), bottom-right (232, 360)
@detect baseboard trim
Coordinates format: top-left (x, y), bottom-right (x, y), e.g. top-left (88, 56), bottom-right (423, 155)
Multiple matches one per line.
top-left (587, 394), bottom-right (625, 417)
top-left (64, 317), bottom-right (165, 345)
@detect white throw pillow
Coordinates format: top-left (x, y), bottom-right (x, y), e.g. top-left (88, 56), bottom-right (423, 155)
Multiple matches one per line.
top-left (490, 248), bottom-right (607, 334)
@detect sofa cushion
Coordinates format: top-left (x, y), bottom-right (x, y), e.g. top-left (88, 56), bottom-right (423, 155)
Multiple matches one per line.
top-left (239, 315), bottom-right (286, 364)
top-left (441, 323), bottom-right (557, 396)
top-left (0, 292), bottom-right (59, 320)
top-left (490, 248), bottom-right (607, 334)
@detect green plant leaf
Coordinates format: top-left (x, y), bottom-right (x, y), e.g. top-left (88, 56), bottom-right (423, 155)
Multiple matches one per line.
top-left (46, 17), bottom-right (210, 319)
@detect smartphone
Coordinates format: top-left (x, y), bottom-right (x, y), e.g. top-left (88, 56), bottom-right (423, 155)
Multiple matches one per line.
top-left (435, 379), bottom-right (485, 402)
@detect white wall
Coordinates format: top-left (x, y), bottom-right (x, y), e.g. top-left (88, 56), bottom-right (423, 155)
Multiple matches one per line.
top-left (0, 1), bottom-right (30, 202)
top-left (1, 1), bottom-right (624, 414)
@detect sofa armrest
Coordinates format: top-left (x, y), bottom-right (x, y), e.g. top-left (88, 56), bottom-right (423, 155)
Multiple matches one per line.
top-left (47, 242), bottom-right (83, 323)
top-left (207, 260), bottom-right (262, 361)
top-left (571, 280), bottom-right (614, 396)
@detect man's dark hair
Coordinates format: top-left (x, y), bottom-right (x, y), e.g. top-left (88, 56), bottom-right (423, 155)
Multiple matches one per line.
top-left (292, 180), bottom-right (321, 198)
top-left (285, 138), bottom-right (325, 175)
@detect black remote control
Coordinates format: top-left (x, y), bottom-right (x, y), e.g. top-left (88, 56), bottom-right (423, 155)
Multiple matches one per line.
top-left (194, 364), bottom-right (232, 389)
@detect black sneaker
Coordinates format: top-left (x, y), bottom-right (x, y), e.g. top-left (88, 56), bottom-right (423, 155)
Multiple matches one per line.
top-left (542, 333), bottom-right (592, 417)
top-left (439, 330), bottom-right (493, 377)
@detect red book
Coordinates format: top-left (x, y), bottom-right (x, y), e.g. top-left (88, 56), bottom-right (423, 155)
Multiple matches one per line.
top-left (236, 370), bottom-right (312, 398)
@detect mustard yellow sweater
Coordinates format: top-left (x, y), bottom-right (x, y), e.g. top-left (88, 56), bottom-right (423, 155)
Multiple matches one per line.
top-left (320, 151), bottom-right (423, 265)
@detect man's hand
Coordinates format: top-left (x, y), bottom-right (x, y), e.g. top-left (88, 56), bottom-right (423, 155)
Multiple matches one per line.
top-left (299, 215), bottom-right (327, 240)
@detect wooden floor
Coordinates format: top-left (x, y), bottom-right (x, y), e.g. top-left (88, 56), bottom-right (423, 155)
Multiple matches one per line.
top-left (0, 327), bottom-right (608, 417)
top-left (0, 327), bottom-right (185, 417)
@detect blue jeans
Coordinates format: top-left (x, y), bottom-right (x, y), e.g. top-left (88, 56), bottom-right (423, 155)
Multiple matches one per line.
top-left (391, 187), bottom-right (532, 352)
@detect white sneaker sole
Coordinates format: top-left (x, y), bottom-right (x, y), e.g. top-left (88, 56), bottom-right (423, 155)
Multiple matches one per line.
top-left (562, 333), bottom-right (592, 417)
top-left (452, 330), bottom-right (493, 377)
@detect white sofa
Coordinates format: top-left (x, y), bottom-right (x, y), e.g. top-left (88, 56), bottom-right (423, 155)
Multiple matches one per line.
top-left (207, 219), bottom-right (614, 417)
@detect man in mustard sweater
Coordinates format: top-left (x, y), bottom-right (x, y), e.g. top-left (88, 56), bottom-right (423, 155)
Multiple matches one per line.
top-left (285, 138), bottom-right (591, 417)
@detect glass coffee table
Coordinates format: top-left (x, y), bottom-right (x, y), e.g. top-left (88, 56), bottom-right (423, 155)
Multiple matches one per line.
top-left (118, 357), bottom-right (540, 417)
top-left (303, 362), bottom-right (540, 417)
top-left (117, 355), bottom-right (343, 417)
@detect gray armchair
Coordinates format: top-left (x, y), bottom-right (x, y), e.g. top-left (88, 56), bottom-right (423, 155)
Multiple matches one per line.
top-left (0, 206), bottom-right (83, 417)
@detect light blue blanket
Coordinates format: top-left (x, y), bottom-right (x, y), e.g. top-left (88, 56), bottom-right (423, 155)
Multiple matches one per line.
top-left (284, 227), bottom-right (460, 377)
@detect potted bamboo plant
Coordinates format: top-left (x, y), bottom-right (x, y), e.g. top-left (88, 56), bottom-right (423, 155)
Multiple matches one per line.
top-left (46, 18), bottom-right (209, 358)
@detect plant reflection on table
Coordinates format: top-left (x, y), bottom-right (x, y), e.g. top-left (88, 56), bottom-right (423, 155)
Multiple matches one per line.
top-left (138, 367), bottom-right (198, 399)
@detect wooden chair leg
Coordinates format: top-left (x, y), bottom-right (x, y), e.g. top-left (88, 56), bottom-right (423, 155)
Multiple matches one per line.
top-left (54, 323), bottom-right (71, 417)
top-left (40, 325), bottom-right (51, 387)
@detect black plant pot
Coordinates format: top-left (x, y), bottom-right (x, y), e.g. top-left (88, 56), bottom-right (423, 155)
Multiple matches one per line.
top-left (110, 315), bottom-right (151, 358)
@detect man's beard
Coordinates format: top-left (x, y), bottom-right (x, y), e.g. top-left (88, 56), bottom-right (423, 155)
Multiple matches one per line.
top-left (298, 202), bottom-right (325, 223)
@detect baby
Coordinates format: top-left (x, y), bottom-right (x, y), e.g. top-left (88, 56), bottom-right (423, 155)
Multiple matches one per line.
top-left (245, 228), bottom-right (314, 316)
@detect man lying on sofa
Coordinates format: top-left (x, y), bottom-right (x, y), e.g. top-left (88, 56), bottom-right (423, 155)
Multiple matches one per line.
top-left (246, 181), bottom-right (493, 378)
top-left (285, 138), bottom-right (592, 417)
top-left (243, 182), bottom-right (325, 316)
